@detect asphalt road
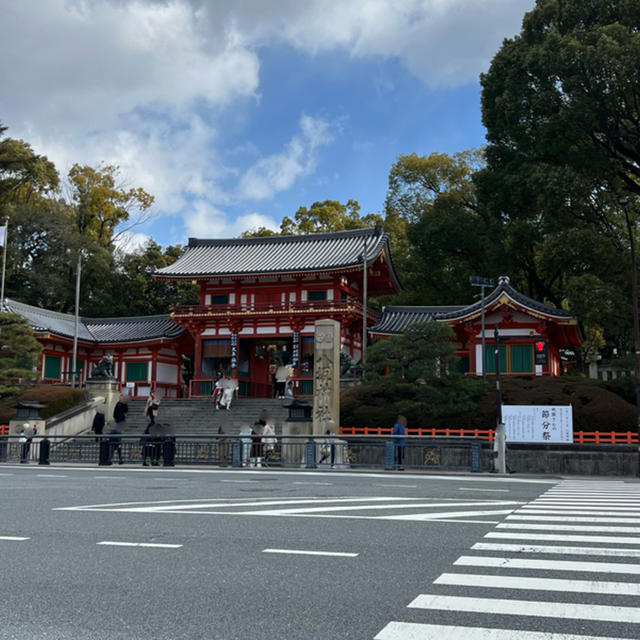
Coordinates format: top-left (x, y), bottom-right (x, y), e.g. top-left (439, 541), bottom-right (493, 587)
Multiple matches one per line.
top-left (1, 465), bottom-right (638, 639)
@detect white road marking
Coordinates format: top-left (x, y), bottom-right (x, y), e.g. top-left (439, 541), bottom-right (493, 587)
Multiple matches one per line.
top-left (498, 522), bottom-right (640, 533)
top-left (262, 548), bottom-right (358, 557)
top-left (292, 481), bottom-right (333, 486)
top-left (472, 542), bottom-right (640, 557)
top-left (528, 502), bottom-right (640, 509)
top-left (508, 514), bottom-right (640, 524)
top-left (220, 479), bottom-right (259, 484)
top-left (374, 484), bottom-right (418, 488)
top-left (458, 487), bottom-right (509, 493)
top-left (455, 555), bottom-right (640, 575)
top-left (408, 594), bottom-right (640, 623)
top-left (37, 474), bottom-right (67, 478)
top-left (374, 621), bottom-right (631, 640)
top-left (518, 508), bottom-right (640, 516)
top-left (434, 572), bottom-right (640, 595)
top-left (97, 541), bottom-right (182, 549)
top-left (486, 531), bottom-right (640, 544)
top-left (379, 509), bottom-right (516, 521)
top-left (0, 536), bottom-right (30, 541)
top-left (93, 476), bottom-right (127, 480)
top-left (239, 500), bottom-right (521, 516)
top-left (536, 499), bottom-right (640, 504)
top-left (0, 473), bottom-right (14, 476)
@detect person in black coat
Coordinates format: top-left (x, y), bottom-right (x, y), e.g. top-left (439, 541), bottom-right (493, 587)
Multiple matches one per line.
top-left (113, 400), bottom-right (128, 425)
top-left (92, 411), bottom-right (105, 442)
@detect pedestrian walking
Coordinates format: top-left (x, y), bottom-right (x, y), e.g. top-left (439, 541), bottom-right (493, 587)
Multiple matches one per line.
top-left (92, 411), bottom-right (105, 441)
top-left (318, 428), bottom-right (336, 467)
top-left (219, 375), bottom-right (238, 410)
top-left (262, 419), bottom-right (276, 464)
top-left (113, 396), bottom-right (128, 426)
top-left (108, 428), bottom-right (124, 465)
top-left (392, 415), bottom-right (407, 470)
top-left (275, 364), bottom-right (289, 398)
top-left (19, 423), bottom-right (34, 463)
top-left (145, 392), bottom-right (160, 425)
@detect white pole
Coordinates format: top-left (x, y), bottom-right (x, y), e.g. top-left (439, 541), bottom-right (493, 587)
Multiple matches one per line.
top-left (0, 220), bottom-right (8, 309)
top-left (362, 236), bottom-right (368, 365)
top-left (71, 253), bottom-right (82, 388)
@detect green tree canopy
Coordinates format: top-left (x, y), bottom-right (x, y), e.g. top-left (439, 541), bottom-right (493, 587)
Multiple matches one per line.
top-left (0, 312), bottom-right (42, 397)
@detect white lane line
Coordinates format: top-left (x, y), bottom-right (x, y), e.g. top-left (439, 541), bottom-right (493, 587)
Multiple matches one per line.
top-left (0, 473), bottom-right (15, 476)
top-left (97, 541), bottom-right (182, 549)
top-left (435, 572), bottom-right (640, 596)
top-left (472, 542), bottom-right (640, 557)
top-left (459, 487), bottom-right (509, 493)
top-left (37, 474), bottom-right (67, 478)
top-left (486, 531), bottom-right (640, 545)
top-left (455, 555), bottom-right (640, 575)
top-left (116, 496), bottom-right (417, 513)
top-left (379, 509), bottom-right (515, 521)
top-left (262, 548), bottom-right (357, 558)
top-left (374, 621), bottom-right (629, 640)
top-left (241, 500), bottom-right (521, 516)
top-left (94, 476), bottom-right (127, 480)
top-left (292, 482), bottom-right (333, 486)
top-left (0, 536), bottom-right (30, 541)
top-left (536, 499), bottom-right (640, 504)
top-left (408, 594), bottom-right (640, 623)
top-left (220, 479), bottom-right (259, 484)
top-left (498, 523), bottom-right (640, 533)
top-left (508, 514), bottom-right (640, 524)
top-left (374, 484), bottom-right (418, 488)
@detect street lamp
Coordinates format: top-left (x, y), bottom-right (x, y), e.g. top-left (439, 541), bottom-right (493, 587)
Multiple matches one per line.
top-left (470, 276), bottom-right (495, 380)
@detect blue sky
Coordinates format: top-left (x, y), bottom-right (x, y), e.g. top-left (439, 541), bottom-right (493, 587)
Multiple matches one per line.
top-left (0, 0), bottom-right (535, 250)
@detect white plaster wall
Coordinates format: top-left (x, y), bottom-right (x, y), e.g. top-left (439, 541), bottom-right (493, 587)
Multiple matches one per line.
top-left (157, 362), bottom-right (177, 384)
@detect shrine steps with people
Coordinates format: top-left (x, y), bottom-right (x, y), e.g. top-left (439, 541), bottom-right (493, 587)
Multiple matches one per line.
top-left (118, 397), bottom-right (292, 436)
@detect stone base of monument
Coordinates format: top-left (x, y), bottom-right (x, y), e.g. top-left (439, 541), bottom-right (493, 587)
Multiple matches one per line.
top-left (280, 420), bottom-right (349, 468)
top-left (85, 379), bottom-right (119, 425)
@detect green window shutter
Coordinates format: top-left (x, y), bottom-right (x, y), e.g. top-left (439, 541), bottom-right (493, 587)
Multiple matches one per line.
top-left (510, 345), bottom-right (533, 373)
top-left (484, 346), bottom-right (507, 373)
top-left (44, 355), bottom-right (61, 379)
top-left (211, 294), bottom-right (229, 305)
top-left (126, 362), bottom-right (148, 382)
top-left (308, 290), bottom-right (327, 301)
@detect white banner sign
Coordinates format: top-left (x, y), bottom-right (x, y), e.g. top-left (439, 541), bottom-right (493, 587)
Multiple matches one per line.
top-left (501, 405), bottom-right (573, 443)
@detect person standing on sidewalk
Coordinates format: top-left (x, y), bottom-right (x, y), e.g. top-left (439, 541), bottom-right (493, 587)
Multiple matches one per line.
top-left (392, 415), bottom-right (407, 470)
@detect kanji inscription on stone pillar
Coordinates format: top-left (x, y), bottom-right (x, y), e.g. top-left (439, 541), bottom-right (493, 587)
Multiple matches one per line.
top-left (312, 319), bottom-right (340, 435)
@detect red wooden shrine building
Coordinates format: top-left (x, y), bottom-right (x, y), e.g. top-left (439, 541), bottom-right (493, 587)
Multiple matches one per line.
top-left (5, 232), bottom-right (581, 397)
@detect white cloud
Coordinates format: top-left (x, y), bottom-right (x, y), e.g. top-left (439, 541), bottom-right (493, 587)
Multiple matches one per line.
top-left (238, 115), bottom-right (333, 200)
top-left (0, 0), bottom-right (534, 245)
top-left (114, 231), bottom-right (153, 254)
top-left (182, 201), bottom-right (279, 239)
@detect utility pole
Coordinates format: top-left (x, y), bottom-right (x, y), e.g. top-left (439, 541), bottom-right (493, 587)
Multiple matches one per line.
top-left (362, 236), bottom-right (368, 365)
top-left (0, 219), bottom-right (8, 309)
top-left (71, 252), bottom-right (82, 388)
top-left (470, 276), bottom-right (495, 380)
top-left (493, 324), bottom-right (506, 473)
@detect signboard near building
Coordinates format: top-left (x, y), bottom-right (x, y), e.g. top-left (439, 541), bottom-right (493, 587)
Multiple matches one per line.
top-left (502, 405), bottom-right (573, 443)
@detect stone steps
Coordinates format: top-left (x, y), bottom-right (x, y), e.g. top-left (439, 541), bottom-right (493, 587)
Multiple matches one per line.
top-left (116, 398), bottom-right (293, 435)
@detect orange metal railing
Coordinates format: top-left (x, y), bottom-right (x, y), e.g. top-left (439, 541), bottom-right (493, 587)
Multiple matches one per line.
top-left (338, 426), bottom-right (639, 444)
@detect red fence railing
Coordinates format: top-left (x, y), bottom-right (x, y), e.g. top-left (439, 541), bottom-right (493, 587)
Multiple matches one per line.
top-left (338, 426), bottom-right (639, 444)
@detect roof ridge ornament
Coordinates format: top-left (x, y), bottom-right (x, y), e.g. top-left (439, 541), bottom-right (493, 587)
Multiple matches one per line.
top-left (498, 275), bottom-right (510, 286)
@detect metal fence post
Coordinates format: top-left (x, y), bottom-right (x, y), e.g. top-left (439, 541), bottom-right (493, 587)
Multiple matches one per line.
top-left (470, 440), bottom-right (482, 473)
top-left (384, 440), bottom-right (394, 470)
top-left (231, 440), bottom-right (242, 468)
top-left (38, 438), bottom-right (50, 465)
top-left (305, 438), bottom-right (317, 469)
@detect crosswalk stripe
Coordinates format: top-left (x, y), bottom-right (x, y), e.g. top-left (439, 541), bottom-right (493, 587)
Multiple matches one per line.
top-left (523, 504), bottom-right (640, 511)
top-left (454, 555), bottom-right (640, 575)
top-left (536, 499), bottom-right (640, 504)
top-left (518, 509), bottom-right (640, 517)
top-left (374, 621), bottom-right (630, 640)
top-left (378, 509), bottom-right (515, 520)
top-left (472, 542), bottom-right (640, 557)
top-left (434, 572), bottom-right (640, 595)
top-left (407, 594), bottom-right (640, 623)
top-left (486, 531), bottom-right (640, 544)
top-left (497, 522), bottom-right (640, 533)
top-left (507, 514), bottom-right (640, 524)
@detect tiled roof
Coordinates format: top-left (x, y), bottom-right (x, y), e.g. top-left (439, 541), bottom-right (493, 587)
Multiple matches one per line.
top-left (370, 276), bottom-right (573, 335)
top-left (370, 305), bottom-right (465, 335)
top-left (154, 227), bottom-right (400, 285)
top-left (4, 299), bottom-right (183, 344)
